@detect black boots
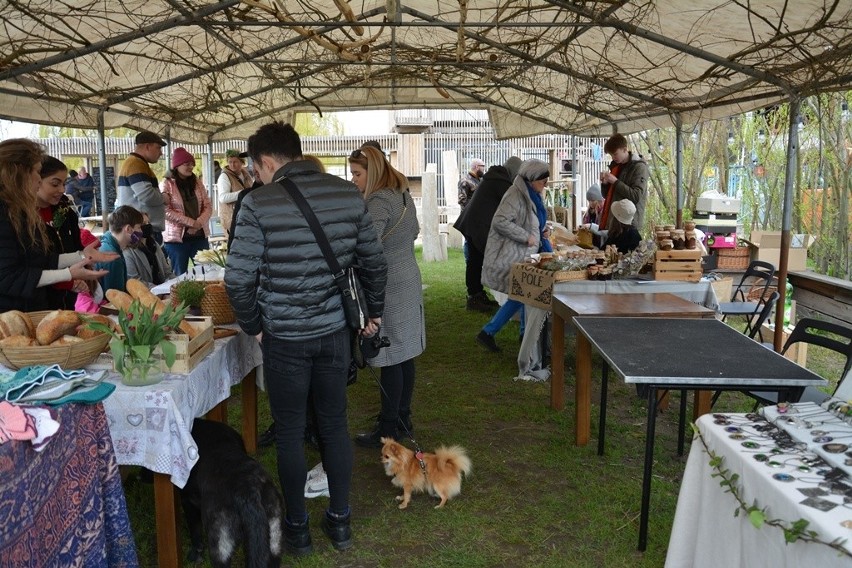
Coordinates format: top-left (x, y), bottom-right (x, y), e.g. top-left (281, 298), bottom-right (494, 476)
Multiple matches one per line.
top-left (284, 517), bottom-right (313, 557)
top-left (476, 330), bottom-right (501, 353)
top-left (354, 418), bottom-right (398, 448)
top-left (322, 510), bottom-right (353, 551)
top-left (466, 292), bottom-right (497, 312)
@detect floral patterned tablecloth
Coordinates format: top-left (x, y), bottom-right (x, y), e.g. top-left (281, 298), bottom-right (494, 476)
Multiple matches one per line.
top-left (96, 331), bottom-right (263, 488)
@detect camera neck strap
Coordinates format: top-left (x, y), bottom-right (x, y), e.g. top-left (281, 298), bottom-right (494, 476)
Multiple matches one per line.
top-left (277, 177), bottom-right (344, 278)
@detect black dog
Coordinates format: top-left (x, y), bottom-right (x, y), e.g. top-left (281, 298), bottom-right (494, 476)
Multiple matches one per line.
top-left (180, 419), bottom-right (285, 567)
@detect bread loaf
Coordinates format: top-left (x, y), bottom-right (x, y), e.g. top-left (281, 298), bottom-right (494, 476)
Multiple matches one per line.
top-left (50, 334), bottom-right (86, 346)
top-left (105, 289), bottom-right (135, 312)
top-left (35, 310), bottom-right (81, 345)
top-left (77, 314), bottom-right (117, 339)
top-left (0, 310), bottom-right (35, 339)
top-left (0, 335), bottom-right (37, 347)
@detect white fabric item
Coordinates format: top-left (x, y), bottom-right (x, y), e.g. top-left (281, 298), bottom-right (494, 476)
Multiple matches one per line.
top-left (666, 414), bottom-right (852, 567)
top-left (304, 462), bottom-right (329, 498)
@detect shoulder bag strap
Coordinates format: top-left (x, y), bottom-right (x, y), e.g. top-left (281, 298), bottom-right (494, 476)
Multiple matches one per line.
top-left (277, 177), bottom-right (344, 278)
top-left (380, 191), bottom-right (408, 242)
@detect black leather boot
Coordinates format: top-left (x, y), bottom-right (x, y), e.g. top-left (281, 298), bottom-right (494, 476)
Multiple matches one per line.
top-left (322, 509), bottom-right (353, 551)
top-left (284, 517), bottom-right (313, 557)
top-left (354, 419), bottom-right (397, 448)
top-left (397, 413), bottom-right (414, 438)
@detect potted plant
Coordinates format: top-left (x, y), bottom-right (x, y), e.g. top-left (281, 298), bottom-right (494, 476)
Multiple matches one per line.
top-left (86, 299), bottom-right (189, 386)
top-left (171, 279), bottom-right (206, 316)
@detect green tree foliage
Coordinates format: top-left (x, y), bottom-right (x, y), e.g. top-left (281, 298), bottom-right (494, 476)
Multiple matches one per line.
top-left (632, 92), bottom-right (851, 278)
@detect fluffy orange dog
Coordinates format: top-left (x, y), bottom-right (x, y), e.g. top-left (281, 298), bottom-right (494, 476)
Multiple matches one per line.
top-left (380, 437), bottom-right (472, 509)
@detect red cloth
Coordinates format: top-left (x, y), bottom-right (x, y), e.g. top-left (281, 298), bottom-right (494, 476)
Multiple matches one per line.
top-left (598, 162), bottom-right (623, 229)
top-left (80, 229), bottom-right (99, 247)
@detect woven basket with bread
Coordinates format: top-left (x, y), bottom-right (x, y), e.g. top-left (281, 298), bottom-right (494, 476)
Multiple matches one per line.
top-left (0, 310), bottom-right (113, 370)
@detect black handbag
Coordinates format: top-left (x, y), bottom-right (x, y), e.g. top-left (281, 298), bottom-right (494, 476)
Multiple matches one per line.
top-left (278, 178), bottom-right (369, 330)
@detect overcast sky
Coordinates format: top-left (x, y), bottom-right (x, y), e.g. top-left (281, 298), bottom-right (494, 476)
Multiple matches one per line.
top-left (1, 110), bottom-right (392, 139)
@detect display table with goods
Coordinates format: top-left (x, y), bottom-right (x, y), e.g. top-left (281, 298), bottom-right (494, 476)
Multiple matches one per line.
top-left (509, 235), bottom-right (720, 384)
top-left (0, 402), bottom-right (139, 568)
top-left (0, 298), bottom-right (263, 568)
top-left (666, 403), bottom-right (852, 567)
top-left (571, 316), bottom-right (827, 552)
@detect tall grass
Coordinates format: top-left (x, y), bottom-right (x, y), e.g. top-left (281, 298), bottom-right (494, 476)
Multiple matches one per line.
top-left (123, 247), bottom-right (842, 567)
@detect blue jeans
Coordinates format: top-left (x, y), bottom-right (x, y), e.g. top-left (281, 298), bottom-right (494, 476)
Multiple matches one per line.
top-left (483, 299), bottom-right (525, 337)
top-left (78, 199), bottom-right (93, 217)
top-left (163, 238), bottom-right (209, 276)
top-left (263, 328), bottom-right (352, 520)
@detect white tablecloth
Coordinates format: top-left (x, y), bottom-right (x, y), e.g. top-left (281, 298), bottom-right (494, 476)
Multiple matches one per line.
top-left (666, 413), bottom-right (852, 567)
top-left (98, 331), bottom-right (263, 487)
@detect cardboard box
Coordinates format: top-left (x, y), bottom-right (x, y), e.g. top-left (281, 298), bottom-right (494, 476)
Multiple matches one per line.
top-left (696, 195), bottom-right (741, 214)
top-left (760, 322), bottom-right (807, 366)
top-left (743, 231), bottom-right (816, 272)
top-left (509, 264), bottom-right (556, 310)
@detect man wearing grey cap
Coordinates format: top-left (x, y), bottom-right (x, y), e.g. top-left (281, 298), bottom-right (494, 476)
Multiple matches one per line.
top-left (116, 131), bottom-right (167, 242)
top-left (457, 158), bottom-right (485, 210)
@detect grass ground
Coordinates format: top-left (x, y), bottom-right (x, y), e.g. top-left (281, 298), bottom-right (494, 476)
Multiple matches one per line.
top-left (123, 247), bottom-right (844, 567)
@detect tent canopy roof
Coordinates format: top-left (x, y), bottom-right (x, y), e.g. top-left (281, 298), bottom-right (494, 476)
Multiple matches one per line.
top-left (0, 1), bottom-right (849, 143)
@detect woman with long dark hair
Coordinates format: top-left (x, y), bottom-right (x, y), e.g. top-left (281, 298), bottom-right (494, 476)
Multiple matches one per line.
top-left (0, 139), bottom-right (114, 312)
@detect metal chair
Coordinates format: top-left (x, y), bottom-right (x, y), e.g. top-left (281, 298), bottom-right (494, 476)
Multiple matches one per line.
top-left (710, 291), bottom-right (779, 408)
top-left (747, 317), bottom-right (852, 407)
top-left (718, 260), bottom-right (776, 326)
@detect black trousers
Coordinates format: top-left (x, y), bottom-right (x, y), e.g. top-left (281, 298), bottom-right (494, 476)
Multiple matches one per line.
top-left (465, 242), bottom-right (486, 297)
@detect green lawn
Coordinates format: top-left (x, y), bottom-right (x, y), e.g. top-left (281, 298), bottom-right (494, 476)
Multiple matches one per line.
top-left (123, 247), bottom-right (844, 567)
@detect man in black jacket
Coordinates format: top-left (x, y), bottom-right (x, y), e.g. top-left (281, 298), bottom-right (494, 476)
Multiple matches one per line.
top-left (453, 156), bottom-right (522, 311)
top-left (225, 122), bottom-right (387, 557)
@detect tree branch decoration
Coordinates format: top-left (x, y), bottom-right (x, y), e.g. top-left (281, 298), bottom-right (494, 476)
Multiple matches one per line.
top-left (693, 423), bottom-right (851, 558)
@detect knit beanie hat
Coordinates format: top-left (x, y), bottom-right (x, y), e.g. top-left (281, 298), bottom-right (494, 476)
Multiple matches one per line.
top-left (172, 147), bottom-right (194, 168)
top-left (503, 156), bottom-right (522, 179)
top-left (586, 184), bottom-right (603, 202)
top-left (611, 199), bottom-right (636, 225)
top-left (518, 159), bottom-right (549, 182)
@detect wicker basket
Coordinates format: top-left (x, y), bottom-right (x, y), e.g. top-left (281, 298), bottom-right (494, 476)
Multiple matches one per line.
top-left (716, 247), bottom-right (750, 270)
top-left (199, 281), bottom-right (236, 325)
top-left (0, 311), bottom-right (111, 370)
top-left (747, 285), bottom-right (777, 302)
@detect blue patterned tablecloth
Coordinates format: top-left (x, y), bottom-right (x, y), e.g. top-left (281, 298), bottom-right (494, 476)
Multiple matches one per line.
top-left (0, 403), bottom-right (139, 568)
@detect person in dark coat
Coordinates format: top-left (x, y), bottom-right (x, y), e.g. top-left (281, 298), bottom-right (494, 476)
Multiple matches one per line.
top-left (453, 156), bottom-right (522, 311)
top-left (604, 199), bottom-right (641, 254)
top-left (225, 121), bottom-right (387, 556)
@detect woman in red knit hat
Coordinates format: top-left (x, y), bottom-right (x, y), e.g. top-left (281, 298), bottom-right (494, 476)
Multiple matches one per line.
top-left (159, 147), bottom-right (212, 275)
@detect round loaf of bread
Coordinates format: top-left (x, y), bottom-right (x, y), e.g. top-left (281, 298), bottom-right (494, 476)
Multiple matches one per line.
top-left (0, 310), bottom-right (35, 339)
top-left (76, 314), bottom-right (117, 339)
top-left (50, 334), bottom-right (86, 346)
top-left (36, 310), bottom-right (82, 345)
top-left (0, 334), bottom-right (37, 347)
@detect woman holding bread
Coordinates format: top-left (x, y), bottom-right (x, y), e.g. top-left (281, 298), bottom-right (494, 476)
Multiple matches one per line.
top-left (160, 147), bottom-right (212, 275)
top-left (0, 139), bottom-right (117, 312)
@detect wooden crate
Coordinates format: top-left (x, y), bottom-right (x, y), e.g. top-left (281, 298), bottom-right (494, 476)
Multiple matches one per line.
top-left (654, 250), bottom-right (702, 282)
top-left (114, 316), bottom-right (214, 374)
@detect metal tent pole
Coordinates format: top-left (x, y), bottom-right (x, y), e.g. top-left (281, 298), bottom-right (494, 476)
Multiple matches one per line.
top-left (773, 98), bottom-right (800, 350)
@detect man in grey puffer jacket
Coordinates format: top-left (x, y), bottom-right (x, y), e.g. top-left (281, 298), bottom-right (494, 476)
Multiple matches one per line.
top-left (225, 121), bottom-right (387, 557)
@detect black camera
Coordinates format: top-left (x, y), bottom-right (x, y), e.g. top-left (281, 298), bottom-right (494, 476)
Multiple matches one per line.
top-left (360, 332), bottom-right (390, 360)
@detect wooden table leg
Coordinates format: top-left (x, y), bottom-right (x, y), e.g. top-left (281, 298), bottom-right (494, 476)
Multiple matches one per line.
top-left (575, 331), bottom-right (591, 446)
top-left (153, 472), bottom-right (182, 568)
top-left (205, 400), bottom-right (227, 422)
top-left (551, 312), bottom-right (565, 411)
top-left (693, 390), bottom-right (711, 420)
top-left (242, 368), bottom-right (258, 454)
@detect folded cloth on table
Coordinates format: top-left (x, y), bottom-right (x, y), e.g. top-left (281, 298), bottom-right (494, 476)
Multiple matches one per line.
top-left (2, 365), bottom-right (92, 403)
